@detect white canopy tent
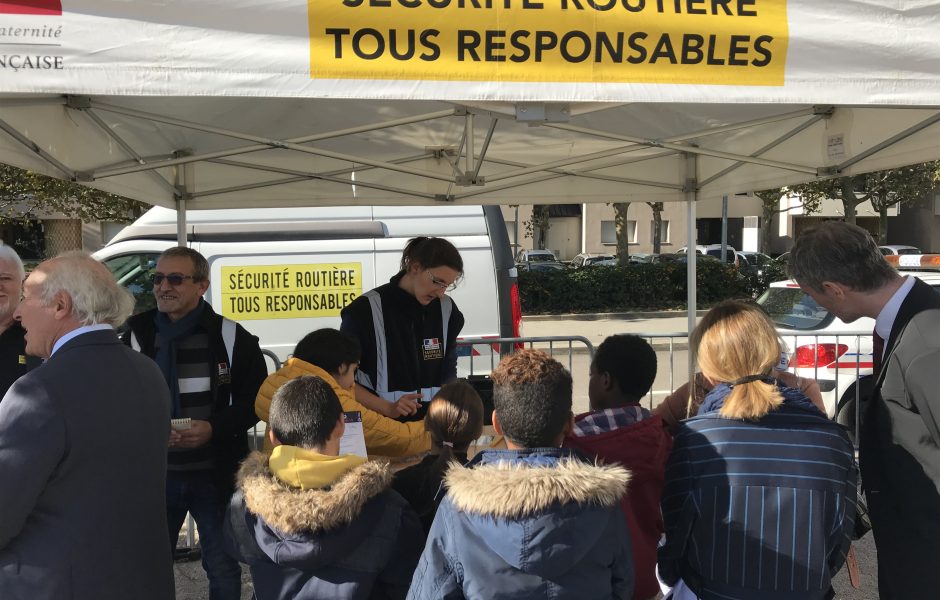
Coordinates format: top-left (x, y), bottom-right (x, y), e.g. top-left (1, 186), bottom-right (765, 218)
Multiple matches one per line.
top-left (1, 0), bottom-right (940, 335)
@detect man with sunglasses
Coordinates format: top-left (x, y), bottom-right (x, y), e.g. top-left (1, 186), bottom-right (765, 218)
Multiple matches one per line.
top-left (123, 246), bottom-right (267, 600)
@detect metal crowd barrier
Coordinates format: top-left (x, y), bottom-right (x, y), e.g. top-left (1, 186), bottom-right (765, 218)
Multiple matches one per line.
top-left (458, 330), bottom-right (871, 445)
top-left (457, 335), bottom-right (596, 375)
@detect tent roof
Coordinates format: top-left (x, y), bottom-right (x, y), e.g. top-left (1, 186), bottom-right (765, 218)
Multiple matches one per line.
top-left (1, 1), bottom-right (939, 208)
top-left (2, 97), bottom-right (938, 209)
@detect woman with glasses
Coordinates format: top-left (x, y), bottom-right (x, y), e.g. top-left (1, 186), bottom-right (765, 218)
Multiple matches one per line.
top-left (340, 237), bottom-right (465, 423)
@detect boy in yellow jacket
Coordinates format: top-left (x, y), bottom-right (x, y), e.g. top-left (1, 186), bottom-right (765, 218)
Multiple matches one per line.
top-left (256, 329), bottom-right (431, 457)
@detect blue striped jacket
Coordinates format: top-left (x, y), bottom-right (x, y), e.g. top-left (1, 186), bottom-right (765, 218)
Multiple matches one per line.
top-left (658, 383), bottom-right (857, 600)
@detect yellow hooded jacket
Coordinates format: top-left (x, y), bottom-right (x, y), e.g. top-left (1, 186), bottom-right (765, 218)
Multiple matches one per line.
top-left (255, 358), bottom-right (432, 457)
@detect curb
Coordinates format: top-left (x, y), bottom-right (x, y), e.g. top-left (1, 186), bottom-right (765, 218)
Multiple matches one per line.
top-left (523, 310), bottom-right (708, 322)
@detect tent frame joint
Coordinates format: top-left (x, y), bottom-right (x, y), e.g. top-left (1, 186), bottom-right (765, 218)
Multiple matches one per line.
top-left (65, 95), bottom-right (91, 110)
top-left (455, 173), bottom-right (486, 186)
top-left (434, 193), bottom-right (455, 202)
top-left (73, 170), bottom-right (94, 182)
top-left (813, 105), bottom-right (835, 117)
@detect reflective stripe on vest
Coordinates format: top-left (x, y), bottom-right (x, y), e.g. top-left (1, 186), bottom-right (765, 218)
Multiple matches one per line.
top-left (130, 318), bottom-right (237, 406)
top-left (358, 289), bottom-right (452, 403)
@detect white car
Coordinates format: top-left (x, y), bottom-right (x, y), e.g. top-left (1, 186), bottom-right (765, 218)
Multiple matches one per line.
top-left (879, 244), bottom-right (921, 256)
top-left (757, 255), bottom-right (940, 428)
top-left (678, 244), bottom-right (737, 265)
top-left (570, 252), bottom-right (614, 268)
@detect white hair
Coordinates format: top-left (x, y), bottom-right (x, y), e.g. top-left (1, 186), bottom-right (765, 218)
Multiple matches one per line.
top-left (37, 251), bottom-right (135, 327)
top-left (0, 244), bottom-right (25, 280)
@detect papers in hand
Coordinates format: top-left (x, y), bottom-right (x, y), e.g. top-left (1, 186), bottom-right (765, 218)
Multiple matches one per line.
top-left (170, 418), bottom-right (192, 431)
top-left (340, 411), bottom-right (368, 458)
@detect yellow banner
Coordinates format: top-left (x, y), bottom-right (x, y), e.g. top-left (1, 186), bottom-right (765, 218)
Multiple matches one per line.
top-left (309, 0), bottom-right (788, 85)
top-left (220, 263), bottom-right (362, 320)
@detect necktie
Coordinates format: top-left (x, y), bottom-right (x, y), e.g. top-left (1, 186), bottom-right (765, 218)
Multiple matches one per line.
top-left (872, 329), bottom-right (885, 373)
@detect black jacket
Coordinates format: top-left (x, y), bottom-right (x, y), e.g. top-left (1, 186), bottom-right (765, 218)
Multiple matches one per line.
top-left (123, 303), bottom-right (267, 496)
top-left (340, 273), bottom-right (464, 421)
top-left (391, 451), bottom-right (467, 534)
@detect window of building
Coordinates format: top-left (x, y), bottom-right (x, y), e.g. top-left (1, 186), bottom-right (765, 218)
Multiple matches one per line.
top-left (601, 220), bottom-right (637, 245)
top-left (650, 220), bottom-right (671, 244)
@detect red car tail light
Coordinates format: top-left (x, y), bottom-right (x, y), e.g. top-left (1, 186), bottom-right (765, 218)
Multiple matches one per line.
top-left (510, 282), bottom-right (524, 350)
top-left (794, 343), bottom-right (848, 368)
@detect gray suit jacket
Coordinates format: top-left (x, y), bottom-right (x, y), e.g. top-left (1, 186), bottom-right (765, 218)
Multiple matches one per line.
top-left (862, 278), bottom-right (940, 596)
top-left (0, 329), bottom-right (174, 600)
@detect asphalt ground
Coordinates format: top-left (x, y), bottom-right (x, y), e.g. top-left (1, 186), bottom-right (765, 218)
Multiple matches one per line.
top-left (174, 312), bottom-right (880, 600)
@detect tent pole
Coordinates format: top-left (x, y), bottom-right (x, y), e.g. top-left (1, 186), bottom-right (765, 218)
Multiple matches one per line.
top-left (465, 113), bottom-right (474, 176)
top-left (685, 153), bottom-right (697, 380)
top-left (174, 150), bottom-right (192, 246)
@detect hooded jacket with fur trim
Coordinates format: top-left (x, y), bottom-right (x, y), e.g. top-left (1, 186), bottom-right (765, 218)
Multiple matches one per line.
top-left (225, 452), bottom-right (424, 600)
top-left (406, 448), bottom-right (635, 600)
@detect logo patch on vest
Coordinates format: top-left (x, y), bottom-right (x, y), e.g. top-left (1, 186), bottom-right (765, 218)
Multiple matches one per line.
top-left (218, 362), bottom-right (231, 385)
top-left (422, 337), bottom-right (443, 361)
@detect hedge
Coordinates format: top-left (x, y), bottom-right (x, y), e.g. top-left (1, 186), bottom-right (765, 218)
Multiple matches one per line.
top-left (518, 261), bottom-right (789, 314)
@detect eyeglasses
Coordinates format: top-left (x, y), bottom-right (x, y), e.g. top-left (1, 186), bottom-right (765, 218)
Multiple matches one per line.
top-left (426, 270), bottom-right (459, 292)
top-left (150, 273), bottom-right (196, 286)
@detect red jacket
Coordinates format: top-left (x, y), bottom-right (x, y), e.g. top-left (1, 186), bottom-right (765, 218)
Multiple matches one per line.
top-left (564, 413), bottom-right (672, 600)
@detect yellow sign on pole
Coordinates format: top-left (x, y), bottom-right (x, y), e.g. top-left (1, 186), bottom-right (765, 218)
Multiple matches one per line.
top-left (309, 0), bottom-right (788, 85)
top-left (221, 263), bottom-right (362, 320)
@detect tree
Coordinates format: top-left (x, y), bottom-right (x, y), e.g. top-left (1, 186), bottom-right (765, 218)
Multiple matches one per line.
top-left (789, 161), bottom-right (940, 241)
top-left (523, 205), bottom-right (550, 250)
top-left (0, 163), bottom-right (147, 223)
top-left (754, 188), bottom-right (822, 253)
top-left (789, 176), bottom-right (862, 225)
top-left (613, 202), bottom-right (630, 264)
top-left (646, 201), bottom-right (664, 254)
top-left (866, 162), bottom-right (940, 242)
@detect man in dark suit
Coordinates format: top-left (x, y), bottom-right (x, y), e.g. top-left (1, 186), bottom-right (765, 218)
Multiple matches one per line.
top-left (790, 222), bottom-right (940, 600)
top-left (0, 252), bottom-right (173, 600)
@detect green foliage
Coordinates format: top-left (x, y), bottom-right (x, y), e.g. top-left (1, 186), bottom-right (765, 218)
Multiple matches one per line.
top-left (519, 261), bottom-right (757, 314)
top-left (523, 205), bottom-right (550, 249)
top-left (0, 163), bottom-right (147, 223)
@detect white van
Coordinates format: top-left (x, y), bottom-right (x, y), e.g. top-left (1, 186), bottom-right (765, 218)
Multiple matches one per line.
top-left (94, 205), bottom-right (520, 370)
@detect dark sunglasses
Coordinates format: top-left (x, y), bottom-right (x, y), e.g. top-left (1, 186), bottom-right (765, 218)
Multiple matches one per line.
top-left (150, 273), bottom-right (195, 286)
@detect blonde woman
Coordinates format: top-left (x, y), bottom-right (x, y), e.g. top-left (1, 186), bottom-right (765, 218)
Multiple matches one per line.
top-left (658, 300), bottom-right (857, 600)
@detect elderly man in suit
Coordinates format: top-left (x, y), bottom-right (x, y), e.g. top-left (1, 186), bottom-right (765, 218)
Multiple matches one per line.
top-left (789, 222), bottom-right (940, 600)
top-left (0, 252), bottom-right (173, 600)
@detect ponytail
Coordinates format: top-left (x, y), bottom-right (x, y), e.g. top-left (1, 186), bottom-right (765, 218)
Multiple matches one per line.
top-left (720, 380), bottom-right (783, 420)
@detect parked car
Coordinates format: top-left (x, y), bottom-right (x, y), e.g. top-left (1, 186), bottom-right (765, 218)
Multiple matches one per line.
top-left (517, 261), bottom-right (566, 273)
top-left (879, 244), bottom-right (922, 256)
top-left (677, 244), bottom-right (737, 264)
top-left (570, 253), bottom-right (615, 268)
top-left (515, 248), bottom-right (558, 264)
top-left (627, 253), bottom-right (661, 264)
top-left (757, 255), bottom-right (940, 430)
top-left (735, 251), bottom-right (773, 276)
